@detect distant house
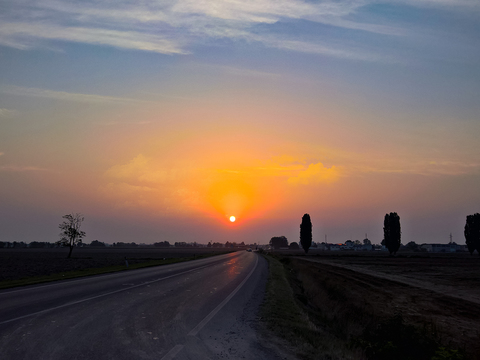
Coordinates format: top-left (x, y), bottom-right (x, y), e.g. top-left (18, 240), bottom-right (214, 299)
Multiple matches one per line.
top-left (421, 243), bottom-right (457, 253)
top-left (316, 243), bottom-right (327, 251)
top-left (329, 244), bottom-right (341, 251)
top-left (361, 244), bottom-right (373, 251)
top-left (344, 240), bottom-right (354, 250)
top-left (321, 242), bottom-right (374, 251)
top-left (455, 244), bottom-right (468, 252)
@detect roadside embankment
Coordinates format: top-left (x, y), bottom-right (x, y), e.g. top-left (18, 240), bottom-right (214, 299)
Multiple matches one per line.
top-left (261, 253), bottom-right (472, 360)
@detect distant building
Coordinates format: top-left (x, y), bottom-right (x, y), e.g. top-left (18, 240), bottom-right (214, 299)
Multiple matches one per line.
top-left (344, 240), bottom-right (354, 250)
top-left (316, 243), bottom-right (327, 251)
top-left (329, 244), bottom-right (341, 251)
top-left (421, 243), bottom-right (457, 253)
top-left (361, 244), bottom-right (373, 251)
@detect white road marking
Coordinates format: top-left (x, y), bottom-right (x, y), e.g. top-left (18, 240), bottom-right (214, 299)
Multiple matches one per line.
top-left (161, 344), bottom-right (184, 360)
top-left (0, 252), bottom-right (238, 295)
top-left (160, 254), bottom-right (259, 360)
top-left (188, 254), bottom-right (258, 336)
top-left (0, 264), bottom-right (214, 326)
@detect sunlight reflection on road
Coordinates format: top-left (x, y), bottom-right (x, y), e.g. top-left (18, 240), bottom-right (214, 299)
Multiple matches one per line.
top-left (226, 258), bottom-right (239, 280)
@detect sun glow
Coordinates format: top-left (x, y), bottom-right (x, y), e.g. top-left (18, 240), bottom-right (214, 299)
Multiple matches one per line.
top-left (230, 215), bottom-right (236, 222)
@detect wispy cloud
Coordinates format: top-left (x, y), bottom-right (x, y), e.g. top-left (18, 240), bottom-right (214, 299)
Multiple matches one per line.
top-left (425, 160), bottom-right (480, 176)
top-left (0, 108), bottom-right (17, 117)
top-left (1, 86), bottom-right (155, 104)
top-left (0, 165), bottom-right (48, 172)
top-left (0, 0), bottom-right (476, 60)
top-left (348, 158), bottom-right (480, 176)
top-left (95, 120), bottom-right (153, 126)
top-left (397, 0), bottom-right (480, 9)
top-left (0, 22), bottom-right (185, 54)
top-left (253, 36), bottom-right (396, 62)
top-left (287, 162), bottom-right (340, 185)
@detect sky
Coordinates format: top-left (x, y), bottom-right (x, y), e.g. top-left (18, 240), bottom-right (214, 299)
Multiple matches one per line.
top-left (1, 0), bottom-right (479, 246)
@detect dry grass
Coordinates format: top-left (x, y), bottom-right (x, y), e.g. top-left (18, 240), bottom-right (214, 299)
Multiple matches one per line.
top-left (262, 253), bottom-right (470, 360)
top-left (261, 254), bottom-right (364, 359)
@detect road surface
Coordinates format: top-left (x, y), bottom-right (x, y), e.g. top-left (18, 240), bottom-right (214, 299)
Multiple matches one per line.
top-left (0, 251), bottom-right (279, 360)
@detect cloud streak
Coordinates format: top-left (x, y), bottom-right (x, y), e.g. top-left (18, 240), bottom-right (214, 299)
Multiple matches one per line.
top-left (0, 165), bottom-right (48, 172)
top-left (254, 36), bottom-right (396, 62)
top-left (1, 86), bottom-right (155, 104)
top-left (0, 22), bottom-right (185, 54)
top-left (288, 162), bottom-right (340, 185)
top-left (0, 108), bottom-right (17, 117)
top-left (2, 0), bottom-right (469, 61)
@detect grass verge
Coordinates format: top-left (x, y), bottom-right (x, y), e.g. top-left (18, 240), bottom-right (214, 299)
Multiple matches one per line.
top-left (261, 254), bottom-right (467, 360)
top-left (260, 253), bottom-right (352, 359)
top-left (0, 252), bottom-right (229, 290)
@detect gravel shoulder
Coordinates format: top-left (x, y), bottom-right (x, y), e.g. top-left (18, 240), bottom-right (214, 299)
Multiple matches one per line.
top-left (194, 254), bottom-right (295, 360)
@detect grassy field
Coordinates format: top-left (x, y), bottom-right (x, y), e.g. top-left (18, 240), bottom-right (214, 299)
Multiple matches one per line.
top-left (0, 247), bottom-right (232, 289)
top-left (261, 251), bottom-right (479, 360)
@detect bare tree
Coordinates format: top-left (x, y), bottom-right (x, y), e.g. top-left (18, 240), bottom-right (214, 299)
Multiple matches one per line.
top-left (58, 213), bottom-right (86, 258)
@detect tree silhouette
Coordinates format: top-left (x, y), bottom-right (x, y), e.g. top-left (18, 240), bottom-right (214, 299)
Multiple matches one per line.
top-left (384, 212), bottom-right (401, 255)
top-left (464, 213), bottom-right (480, 255)
top-left (269, 236), bottom-right (288, 249)
top-left (300, 213), bottom-right (312, 254)
top-left (405, 241), bottom-right (419, 252)
top-left (89, 240), bottom-right (105, 247)
top-left (58, 213), bottom-right (86, 258)
top-left (154, 241), bottom-right (171, 247)
top-left (289, 242), bottom-right (300, 250)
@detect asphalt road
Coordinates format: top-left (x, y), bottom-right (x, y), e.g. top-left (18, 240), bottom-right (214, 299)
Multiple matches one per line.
top-left (0, 251), bottom-right (280, 360)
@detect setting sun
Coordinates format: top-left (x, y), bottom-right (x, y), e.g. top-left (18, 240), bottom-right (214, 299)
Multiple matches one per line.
top-left (229, 216), bottom-right (236, 222)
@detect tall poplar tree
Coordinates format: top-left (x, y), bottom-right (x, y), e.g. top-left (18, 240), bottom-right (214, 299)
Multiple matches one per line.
top-left (384, 212), bottom-right (401, 255)
top-left (464, 213), bottom-right (480, 255)
top-left (300, 213), bottom-right (312, 254)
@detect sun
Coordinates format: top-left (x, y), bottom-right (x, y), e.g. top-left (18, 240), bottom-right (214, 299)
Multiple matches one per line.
top-left (229, 216), bottom-right (236, 222)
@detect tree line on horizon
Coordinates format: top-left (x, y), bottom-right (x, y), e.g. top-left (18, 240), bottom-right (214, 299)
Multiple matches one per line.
top-left (382, 212), bottom-right (480, 256)
top-left (269, 212), bottom-right (480, 256)
top-left (0, 239), bottom-right (254, 249)
top-left (270, 213), bottom-right (313, 252)
top-left (4, 211), bottom-right (480, 257)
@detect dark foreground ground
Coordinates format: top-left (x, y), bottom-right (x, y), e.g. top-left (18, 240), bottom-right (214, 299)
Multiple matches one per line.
top-left (273, 250), bottom-right (480, 359)
top-left (0, 247), bottom-right (230, 282)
